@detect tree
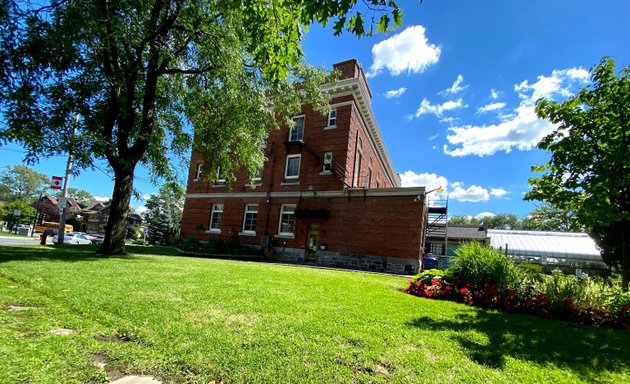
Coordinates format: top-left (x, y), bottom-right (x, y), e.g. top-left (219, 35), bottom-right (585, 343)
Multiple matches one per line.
top-left (0, 0), bottom-right (402, 254)
top-left (0, 200), bottom-right (36, 230)
top-left (521, 202), bottom-right (582, 232)
top-left (143, 183), bottom-right (184, 245)
top-left (0, 165), bottom-right (49, 203)
top-left (448, 214), bottom-right (520, 229)
top-left (55, 187), bottom-right (94, 205)
top-left (525, 57), bottom-right (630, 290)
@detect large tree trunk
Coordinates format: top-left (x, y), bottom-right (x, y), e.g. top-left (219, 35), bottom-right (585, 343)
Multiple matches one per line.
top-left (97, 165), bottom-right (135, 255)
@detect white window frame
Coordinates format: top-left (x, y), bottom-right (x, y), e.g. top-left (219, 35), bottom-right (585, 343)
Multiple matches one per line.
top-left (288, 115), bottom-right (305, 142)
top-left (322, 152), bottom-right (333, 173)
top-left (241, 204), bottom-right (258, 234)
top-left (208, 203), bottom-right (223, 233)
top-left (327, 109), bottom-right (337, 128)
top-left (216, 166), bottom-right (225, 183)
top-left (278, 204), bottom-right (296, 237)
top-left (284, 154), bottom-right (301, 179)
top-left (194, 163), bottom-right (203, 181)
top-left (251, 167), bottom-right (262, 183)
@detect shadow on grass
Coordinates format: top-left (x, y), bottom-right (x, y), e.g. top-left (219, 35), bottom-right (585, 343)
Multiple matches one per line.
top-left (0, 245), bottom-right (147, 263)
top-left (407, 309), bottom-right (630, 380)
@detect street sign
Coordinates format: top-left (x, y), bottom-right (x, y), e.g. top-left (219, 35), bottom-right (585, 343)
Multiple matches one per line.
top-left (51, 176), bottom-right (63, 189)
top-left (13, 209), bottom-right (21, 216)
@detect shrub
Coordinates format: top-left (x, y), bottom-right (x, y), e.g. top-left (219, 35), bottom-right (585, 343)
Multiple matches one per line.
top-left (516, 262), bottom-right (543, 276)
top-left (446, 242), bottom-right (521, 291)
top-left (411, 269), bottom-right (446, 284)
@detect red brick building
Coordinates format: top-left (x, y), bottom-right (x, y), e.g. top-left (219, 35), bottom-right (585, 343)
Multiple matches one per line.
top-left (181, 59), bottom-right (428, 274)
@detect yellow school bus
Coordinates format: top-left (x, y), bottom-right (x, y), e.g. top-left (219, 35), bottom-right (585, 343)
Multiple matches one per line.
top-left (34, 221), bottom-right (73, 234)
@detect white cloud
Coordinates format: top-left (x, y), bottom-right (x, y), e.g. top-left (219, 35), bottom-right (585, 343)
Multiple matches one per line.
top-left (140, 193), bottom-right (152, 201)
top-left (93, 196), bottom-right (110, 202)
top-left (476, 212), bottom-right (496, 220)
top-left (399, 171), bottom-right (497, 203)
top-left (384, 87), bottom-right (407, 99)
top-left (441, 74), bottom-right (468, 95)
top-left (428, 133), bottom-right (439, 141)
top-left (414, 98), bottom-right (463, 118)
top-left (368, 25), bottom-right (441, 77)
top-left (450, 184), bottom-right (490, 202)
top-left (135, 205), bottom-right (148, 214)
top-left (490, 188), bottom-right (509, 198)
top-left (444, 67), bottom-right (589, 157)
top-left (490, 89), bottom-right (501, 99)
top-left (477, 102), bottom-right (506, 114)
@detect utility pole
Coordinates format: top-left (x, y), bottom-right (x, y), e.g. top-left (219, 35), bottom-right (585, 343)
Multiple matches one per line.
top-left (57, 114), bottom-right (78, 244)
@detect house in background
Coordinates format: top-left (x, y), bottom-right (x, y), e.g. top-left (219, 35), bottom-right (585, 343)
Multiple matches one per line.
top-left (34, 195), bottom-right (84, 224)
top-left (79, 200), bottom-right (143, 235)
top-left (181, 59), bottom-right (428, 274)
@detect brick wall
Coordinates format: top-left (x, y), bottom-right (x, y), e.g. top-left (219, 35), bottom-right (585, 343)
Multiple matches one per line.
top-left (182, 192), bottom-right (424, 264)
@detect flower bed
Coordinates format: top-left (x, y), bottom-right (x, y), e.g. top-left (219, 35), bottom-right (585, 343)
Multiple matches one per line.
top-left (404, 269), bottom-right (630, 330)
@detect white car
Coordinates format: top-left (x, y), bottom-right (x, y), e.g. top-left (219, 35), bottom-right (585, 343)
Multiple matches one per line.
top-left (54, 232), bottom-right (93, 245)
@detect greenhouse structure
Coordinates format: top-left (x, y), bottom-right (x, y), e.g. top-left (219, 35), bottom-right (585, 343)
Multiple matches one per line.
top-left (487, 229), bottom-right (608, 275)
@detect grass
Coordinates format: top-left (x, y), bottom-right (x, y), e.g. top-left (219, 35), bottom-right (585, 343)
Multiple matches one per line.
top-left (1, 245), bottom-right (629, 384)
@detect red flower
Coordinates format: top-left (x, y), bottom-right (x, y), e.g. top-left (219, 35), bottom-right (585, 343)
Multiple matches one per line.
top-left (507, 289), bottom-right (517, 297)
top-left (563, 298), bottom-right (573, 307)
top-left (460, 287), bottom-right (469, 295)
top-left (620, 305), bottom-right (630, 312)
top-left (424, 289), bottom-right (433, 297)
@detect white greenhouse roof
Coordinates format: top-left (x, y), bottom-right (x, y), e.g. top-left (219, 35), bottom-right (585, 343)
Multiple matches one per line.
top-left (488, 229), bottom-right (603, 262)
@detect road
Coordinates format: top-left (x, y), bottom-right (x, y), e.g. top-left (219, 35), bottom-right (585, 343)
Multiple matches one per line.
top-left (0, 235), bottom-right (54, 246)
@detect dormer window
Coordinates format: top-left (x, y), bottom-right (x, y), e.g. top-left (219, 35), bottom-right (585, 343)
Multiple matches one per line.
top-left (327, 109), bottom-right (337, 127)
top-left (288, 116), bottom-right (304, 142)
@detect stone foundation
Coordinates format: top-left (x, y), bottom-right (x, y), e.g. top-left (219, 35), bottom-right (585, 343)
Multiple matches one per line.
top-left (271, 247), bottom-right (419, 275)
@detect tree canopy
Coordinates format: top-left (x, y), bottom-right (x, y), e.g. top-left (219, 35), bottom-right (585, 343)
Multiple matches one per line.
top-left (0, 0), bottom-right (402, 254)
top-left (525, 57), bottom-right (630, 290)
top-left (143, 182), bottom-right (184, 245)
top-left (0, 165), bottom-right (49, 202)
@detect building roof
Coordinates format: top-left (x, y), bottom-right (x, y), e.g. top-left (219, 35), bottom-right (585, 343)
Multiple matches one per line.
top-left (448, 225), bottom-right (488, 240)
top-left (487, 229), bottom-right (602, 262)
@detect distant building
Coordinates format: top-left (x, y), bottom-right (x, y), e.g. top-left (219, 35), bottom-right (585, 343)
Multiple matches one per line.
top-left (79, 200), bottom-right (143, 234)
top-left (180, 59), bottom-right (428, 274)
top-left (488, 229), bottom-right (607, 275)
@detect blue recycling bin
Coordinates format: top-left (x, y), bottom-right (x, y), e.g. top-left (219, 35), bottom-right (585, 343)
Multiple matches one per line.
top-left (423, 256), bottom-right (438, 270)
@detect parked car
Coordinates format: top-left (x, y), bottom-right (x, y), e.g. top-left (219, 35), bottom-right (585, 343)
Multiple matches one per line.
top-left (85, 233), bottom-right (104, 244)
top-left (53, 232), bottom-right (93, 245)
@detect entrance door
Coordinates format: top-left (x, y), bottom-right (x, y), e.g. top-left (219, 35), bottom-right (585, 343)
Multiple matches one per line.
top-left (306, 231), bottom-right (319, 259)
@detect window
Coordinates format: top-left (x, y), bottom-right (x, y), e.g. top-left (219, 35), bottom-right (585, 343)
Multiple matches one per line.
top-left (216, 166), bottom-right (225, 183)
top-left (278, 205), bottom-right (296, 236)
top-left (252, 167), bottom-right (262, 182)
top-left (209, 204), bottom-right (223, 232)
top-left (288, 116), bottom-right (304, 142)
top-left (194, 163), bottom-right (203, 181)
top-left (327, 109), bottom-right (337, 127)
top-left (366, 169), bottom-right (372, 188)
top-left (323, 152), bottom-right (333, 173)
top-left (352, 151), bottom-right (362, 187)
top-left (242, 204), bottom-right (258, 233)
top-left (285, 154), bottom-right (301, 179)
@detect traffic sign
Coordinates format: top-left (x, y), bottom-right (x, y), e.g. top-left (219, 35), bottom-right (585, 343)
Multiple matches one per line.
top-left (51, 176), bottom-right (62, 189)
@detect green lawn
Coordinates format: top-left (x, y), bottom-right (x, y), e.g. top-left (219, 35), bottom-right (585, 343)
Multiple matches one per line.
top-left (1, 245), bottom-right (629, 384)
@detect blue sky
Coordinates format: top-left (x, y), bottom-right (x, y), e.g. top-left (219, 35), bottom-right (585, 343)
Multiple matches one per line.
top-left (1, 0), bottom-right (629, 217)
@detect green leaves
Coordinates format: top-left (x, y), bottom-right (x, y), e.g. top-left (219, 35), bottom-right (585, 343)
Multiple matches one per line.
top-left (526, 57), bottom-right (630, 288)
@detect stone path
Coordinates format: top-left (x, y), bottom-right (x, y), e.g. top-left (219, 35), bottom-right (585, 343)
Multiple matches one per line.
top-left (110, 376), bottom-right (162, 384)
